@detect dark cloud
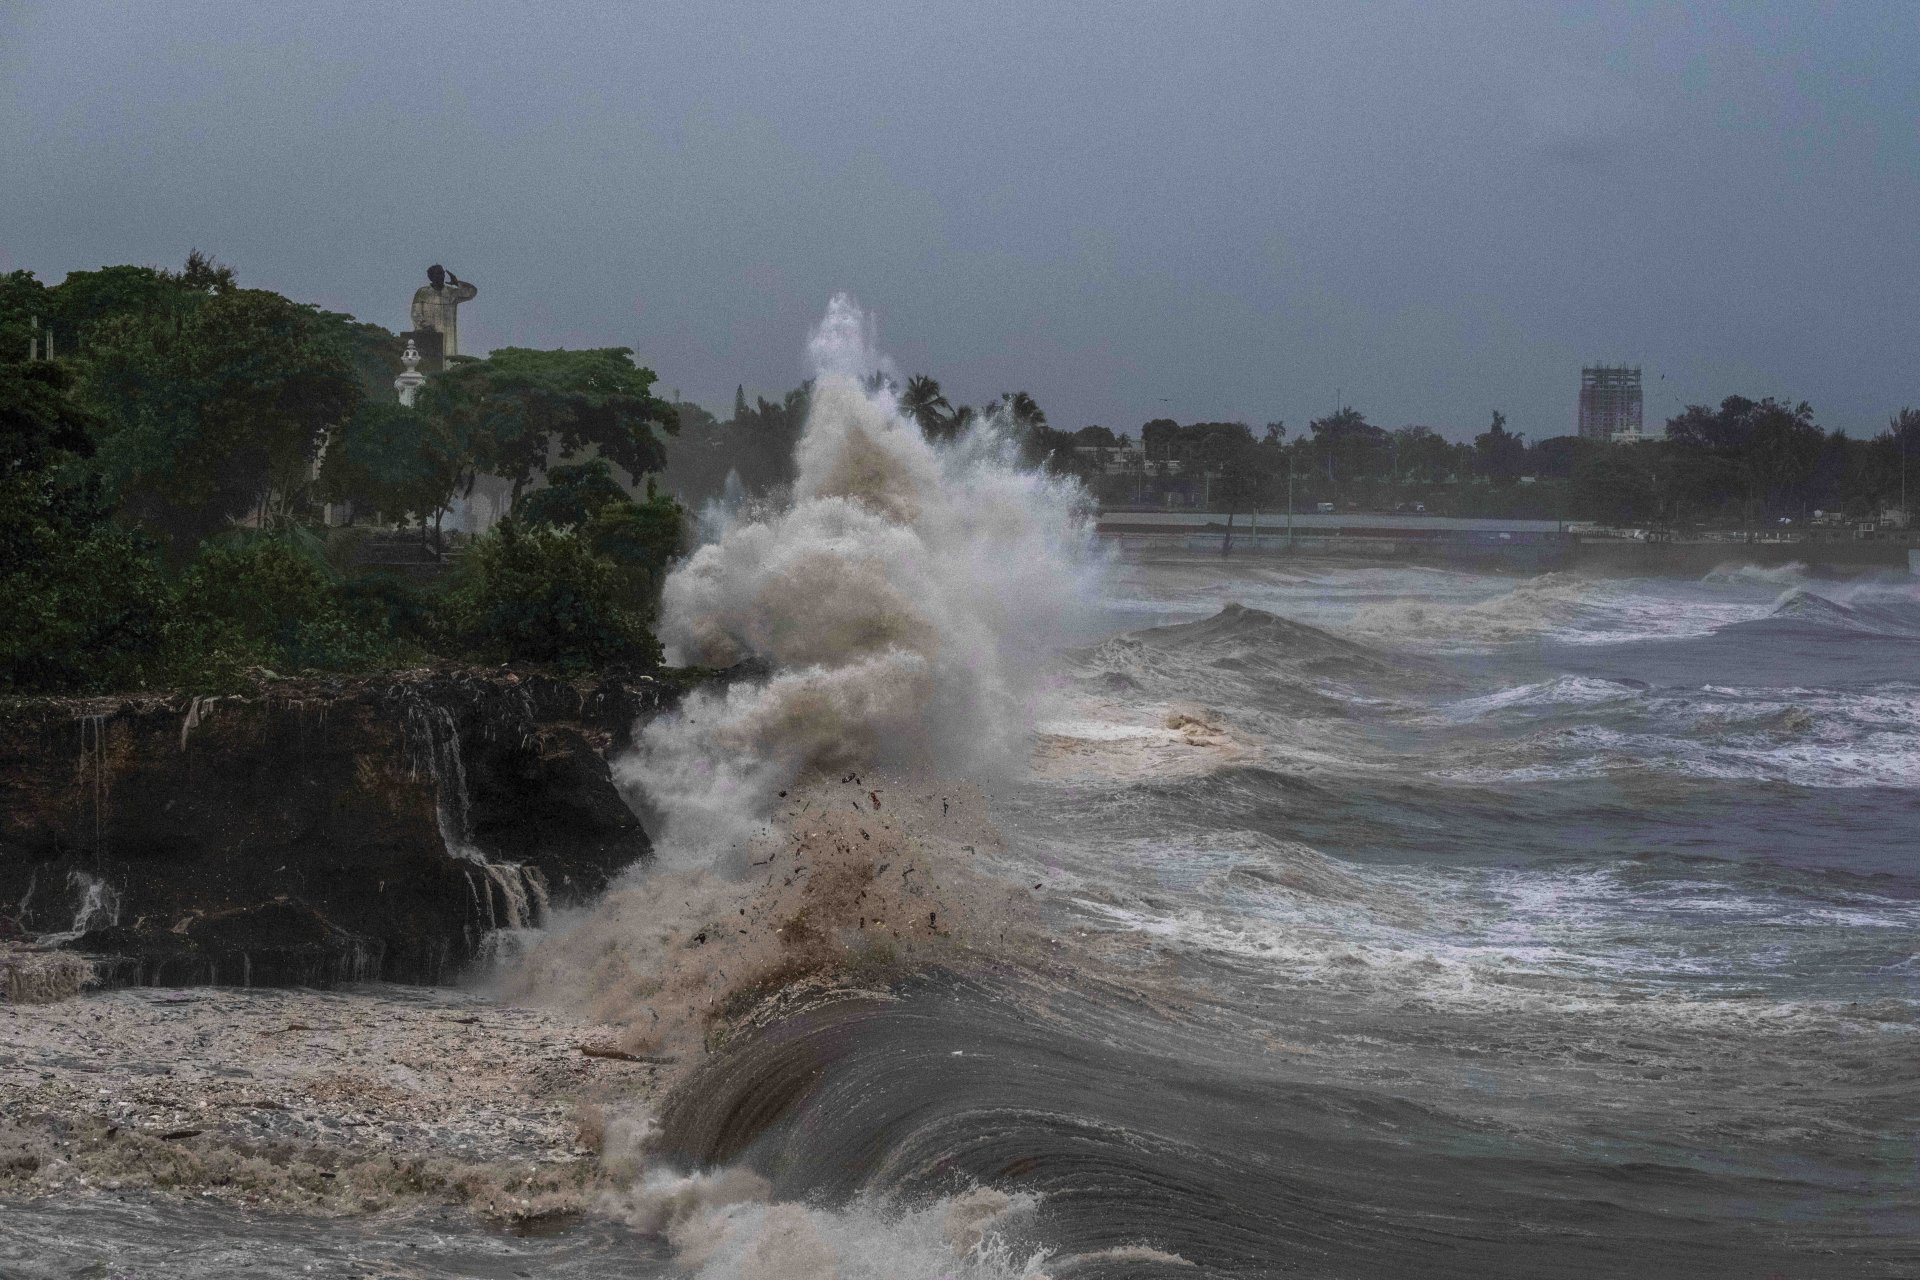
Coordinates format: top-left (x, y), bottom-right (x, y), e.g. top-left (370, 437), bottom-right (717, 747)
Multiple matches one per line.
top-left (3, 1), bottom-right (1915, 441)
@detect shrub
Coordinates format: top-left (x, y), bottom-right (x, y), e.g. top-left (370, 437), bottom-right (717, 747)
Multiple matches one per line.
top-left (517, 462), bottom-right (686, 608)
top-left (584, 490), bottom-right (684, 601)
top-left (0, 496), bottom-right (171, 693)
top-left (165, 535), bottom-right (393, 684)
top-left (438, 520), bottom-right (661, 668)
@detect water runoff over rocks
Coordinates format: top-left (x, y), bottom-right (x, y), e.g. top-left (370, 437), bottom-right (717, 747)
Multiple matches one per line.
top-left (14, 299), bottom-right (1918, 1277)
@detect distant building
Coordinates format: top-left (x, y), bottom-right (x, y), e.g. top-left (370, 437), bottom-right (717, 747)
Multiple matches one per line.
top-left (1578, 365), bottom-right (1643, 441)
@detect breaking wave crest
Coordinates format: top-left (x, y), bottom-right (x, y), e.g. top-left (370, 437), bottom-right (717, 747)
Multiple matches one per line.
top-left (1759, 585), bottom-right (1920, 639)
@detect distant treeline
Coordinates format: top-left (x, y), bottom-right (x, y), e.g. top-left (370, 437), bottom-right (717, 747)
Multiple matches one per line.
top-left (667, 369), bottom-right (1916, 531)
top-left (969, 399), bottom-right (1918, 528)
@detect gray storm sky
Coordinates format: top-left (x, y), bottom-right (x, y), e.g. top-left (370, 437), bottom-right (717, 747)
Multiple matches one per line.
top-left (4, 1), bottom-right (1915, 442)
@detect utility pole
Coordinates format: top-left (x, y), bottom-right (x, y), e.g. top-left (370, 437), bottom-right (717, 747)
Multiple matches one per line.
top-left (1287, 457), bottom-right (1295, 551)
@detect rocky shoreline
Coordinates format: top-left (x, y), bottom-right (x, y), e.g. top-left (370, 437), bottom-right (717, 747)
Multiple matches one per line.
top-left (0, 764), bottom-right (1033, 1268)
top-left (0, 669), bottom-right (705, 1222)
top-left (0, 667), bottom-right (710, 990)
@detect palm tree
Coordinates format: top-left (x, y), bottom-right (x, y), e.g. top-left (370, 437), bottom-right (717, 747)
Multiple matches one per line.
top-left (997, 391), bottom-right (1047, 431)
top-left (900, 374), bottom-right (953, 441)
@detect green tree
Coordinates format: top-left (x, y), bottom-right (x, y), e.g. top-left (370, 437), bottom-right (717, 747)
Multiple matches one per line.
top-left (1191, 423), bottom-right (1270, 552)
top-left (316, 399), bottom-right (461, 529)
top-left (516, 458), bottom-right (633, 529)
top-left (1307, 407), bottom-right (1387, 487)
top-left (1665, 396), bottom-right (1823, 526)
top-left (659, 384), bottom-right (809, 505)
top-left (417, 347), bottom-right (678, 507)
top-left (0, 360), bottom-right (169, 691)
top-left (518, 459), bottom-right (685, 603)
top-left (723, 384), bottom-right (809, 494)
top-left (164, 534), bottom-right (390, 683)
top-left (1571, 440), bottom-right (1663, 525)
top-left (585, 483), bottom-right (686, 601)
top-left (1528, 435), bottom-right (1580, 480)
top-left (900, 374), bottom-right (955, 441)
top-left (1391, 425), bottom-right (1454, 484)
top-left (1474, 411), bottom-right (1527, 484)
top-left (996, 390), bottom-right (1048, 432)
top-left (0, 270), bottom-right (49, 365)
top-left (1887, 408), bottom-right (1920, 520)
top-left (79, 287), bottom-right (360, 550)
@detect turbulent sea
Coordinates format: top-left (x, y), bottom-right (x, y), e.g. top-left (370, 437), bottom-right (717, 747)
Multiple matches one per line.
top-left (9, 303), bottom-right (1916, 1276)
top-left (15, 554), bottom-right (1918, 1278)
top-left (643, 555), bottom-right (1920, 1278)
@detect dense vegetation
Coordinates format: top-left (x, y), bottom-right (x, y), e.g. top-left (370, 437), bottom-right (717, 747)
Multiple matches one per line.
top-left (0, 255), bottom-right (683, 693)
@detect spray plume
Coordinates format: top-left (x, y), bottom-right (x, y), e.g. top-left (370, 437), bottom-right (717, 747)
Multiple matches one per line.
top-left (629, 293), bottom-right (1098, 866)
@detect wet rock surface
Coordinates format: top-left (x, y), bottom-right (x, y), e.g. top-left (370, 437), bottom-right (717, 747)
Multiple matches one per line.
top-left (0, 670), bottom-right (688, 988)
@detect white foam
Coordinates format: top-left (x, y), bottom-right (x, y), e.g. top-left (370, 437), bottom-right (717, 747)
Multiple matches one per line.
top-left (1435, 698), bottom-right (1920, 789)
top-left (597, 1116), bottom-right (1054, 1280)
top-left (630, 294), bottom-right (1101, 864)
top-left (1437, 675), bottom-right (1642, 720)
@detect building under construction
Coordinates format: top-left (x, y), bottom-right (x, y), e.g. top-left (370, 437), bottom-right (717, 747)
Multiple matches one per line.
top-left (1578, 365), bottom-right (1643, 441)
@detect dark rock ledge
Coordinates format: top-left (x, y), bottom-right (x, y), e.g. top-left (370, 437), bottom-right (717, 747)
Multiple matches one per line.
top-left (0, 668), bottom-right (704, 989)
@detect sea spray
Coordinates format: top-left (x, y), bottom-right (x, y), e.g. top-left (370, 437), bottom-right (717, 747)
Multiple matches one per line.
top-left (511, 295), bottom-right (1087, 1045)
top-left (632, 292), bottom-right (1099, 866)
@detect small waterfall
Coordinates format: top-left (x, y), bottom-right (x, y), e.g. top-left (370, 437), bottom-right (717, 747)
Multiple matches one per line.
top-left (78, 714), bottom-right (110, 864)
top-left (39, 870), bottom-right (121, 945)
top-left (398, 692), bottom-right (549, 942)
top-left (178, 695), bottom-right (216, 751)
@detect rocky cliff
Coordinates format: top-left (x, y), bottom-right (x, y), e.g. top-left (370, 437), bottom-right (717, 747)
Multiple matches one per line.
top-left (0, 670), bottom-right (688, 988)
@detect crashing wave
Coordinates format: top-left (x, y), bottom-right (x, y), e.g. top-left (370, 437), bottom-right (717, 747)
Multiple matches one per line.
top-left (635, 294), bottom-right (1099, 865)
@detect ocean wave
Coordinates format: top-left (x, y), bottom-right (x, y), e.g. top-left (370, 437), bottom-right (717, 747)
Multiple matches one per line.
top-left (1063, 844), bottom-right (1920, 1028)
top-left (1345, 573), bottom-right (1764, 651)
top-left (1063, 604), bottom-right (1423, 732)
top-left (1701, 560), bottom-right (1814, 585)
top-left (1755, 586), bottom-right (1920, 639)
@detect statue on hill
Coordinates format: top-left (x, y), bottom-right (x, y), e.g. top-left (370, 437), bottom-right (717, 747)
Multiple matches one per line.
top-left (410, 264), bottom-right (478, 361)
